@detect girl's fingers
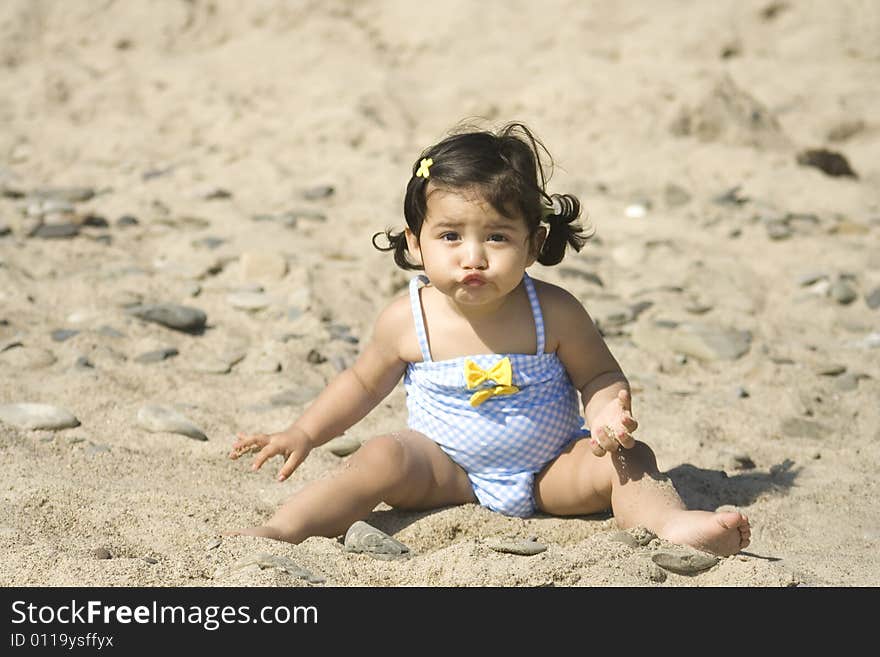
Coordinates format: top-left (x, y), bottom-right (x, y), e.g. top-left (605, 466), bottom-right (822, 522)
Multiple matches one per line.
top-left (618, 388), bottom-right (632, 410)
top-left (251, 443), bottom-right (279, 471)
top-left (277, 451), bottom-right (305, 481)
top-left (598, 426), bottom-right (621, 452)
top-left (621, 414), bottom-right (639, 433)
top-left (589, 437), bottom-right (606, 457)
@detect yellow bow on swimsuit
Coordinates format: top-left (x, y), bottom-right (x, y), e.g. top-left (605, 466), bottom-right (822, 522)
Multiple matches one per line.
top-left (464, 356), bottom-right (520, 407)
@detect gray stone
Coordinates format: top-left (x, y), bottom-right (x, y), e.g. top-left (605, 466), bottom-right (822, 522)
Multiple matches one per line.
top-left (92, 547), bottom-right (112, 559)
top-left (632, 322), bottom-right (752, 361)
top-left (652, 550), bottom-right (719, 574)
top-left (664, 183), bottom-right (692, 207)
top-left (813, 363), bottom-right (846, 376)
top-left (127, 304), bottom-right (207, 333)
top-left (136, 404), bottom-right (207, 441)
top-left (227, 292), bottom-right (272, 311)
top-left (32, 223), bottom-right (79, 239)
top-left (344, 521), bottom-right (410, 560)
top-left (0, 347), bottom-right (57, 369)
top-left (781, 417), bottom-right (827, 440)
top-left (31, 187), bottom-right (95, 202)
top-left (797, 272), bottom-right (829, 287)
top-left (486, 536), bottom-right (548, 556)
top-left (239, 251), bottom-right (288, 282)
top-left (836, 372), bottom-right (868, 391)
top-left (117, 214), bottom-right (139, 227)
top-left (97, 326), bottom-right (125, 338)
top-left (51, 329), bottom-right (79, 342)
top-left (269, 388), bottom-right (319, 407)
top-left (830, 280), bottom-right (857, 305)
top-left (866, 287), bottom-right (880, 310)
top-left (226, 552), bottom-right (325, 583)
top-left (134, 347), bottom-right (179, 363)
top-left (609, 527), bottom-right (656, 548)
top-left (325, 435), bottom-right (361, 457)
top-left (766, 220), bottom-right (792, 240)
top-left (302, 185), bottom-right (334, 200)
top-left (0, 403), bottom-right (80, 430)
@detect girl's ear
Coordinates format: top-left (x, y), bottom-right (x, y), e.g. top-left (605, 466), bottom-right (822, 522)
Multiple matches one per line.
top-left (527, 226), bottom-right (547, 265)
top-left (404, 227), bottom-right (423, 265)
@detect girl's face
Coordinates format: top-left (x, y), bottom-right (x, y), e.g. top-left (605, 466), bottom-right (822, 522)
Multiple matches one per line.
top-left (405, 186), bottom-right (545, 310)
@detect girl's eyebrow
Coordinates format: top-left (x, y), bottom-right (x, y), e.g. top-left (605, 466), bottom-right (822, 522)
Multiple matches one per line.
top-left (432, 220), bottom-right (516, 230)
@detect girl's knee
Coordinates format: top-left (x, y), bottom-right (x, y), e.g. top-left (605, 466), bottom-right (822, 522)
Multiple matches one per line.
top-left (352, 433), bottom-right (410, 480)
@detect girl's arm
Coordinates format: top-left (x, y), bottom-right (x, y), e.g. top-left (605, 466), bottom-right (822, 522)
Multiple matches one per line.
top-left (290, 295), bottom-right (410, 447)
top-left (231, 295), bottom-right (411, 480)
top-left (546, 284), bottom-right (637, 451)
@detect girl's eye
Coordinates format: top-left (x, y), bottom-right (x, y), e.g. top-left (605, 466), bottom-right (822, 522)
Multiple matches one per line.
top-left (488, 234), bottom-right (507, 242)
top-left (440, 232), bottom-right (459, 241)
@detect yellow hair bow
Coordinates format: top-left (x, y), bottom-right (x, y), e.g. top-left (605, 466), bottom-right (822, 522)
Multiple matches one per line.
top-left (464, 357), bottom-right (520, 408)
top-left (416, 157), bottom-right (433, 179)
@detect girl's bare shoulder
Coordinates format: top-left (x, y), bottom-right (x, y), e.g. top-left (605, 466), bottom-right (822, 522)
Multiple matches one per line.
top-left (372, 290), bottom-right (422, 364)
top-left (529, 276), bottom-right (593, 351)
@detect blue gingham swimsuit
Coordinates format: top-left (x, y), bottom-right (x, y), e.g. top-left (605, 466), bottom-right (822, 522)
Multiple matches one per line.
top-left (403, 272), bottom-right (590, 517)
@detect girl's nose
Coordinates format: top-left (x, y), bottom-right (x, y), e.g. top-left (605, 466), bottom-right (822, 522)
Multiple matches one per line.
top-left (461, 242), bottom-right (488, 269)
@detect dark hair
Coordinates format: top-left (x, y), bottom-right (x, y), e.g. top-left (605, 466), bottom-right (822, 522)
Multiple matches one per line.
top-left (372, 121), bottom-right (592, 270)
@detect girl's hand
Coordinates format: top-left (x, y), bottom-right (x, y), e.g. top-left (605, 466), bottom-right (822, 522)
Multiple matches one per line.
top-left (588, 389), bottom-right (639, 457)
top-left (229, 426), bottom-right (314, 481)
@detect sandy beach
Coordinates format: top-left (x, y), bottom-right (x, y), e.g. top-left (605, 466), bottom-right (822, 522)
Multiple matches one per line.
top-left (1, 0), bottom-right (878, 587)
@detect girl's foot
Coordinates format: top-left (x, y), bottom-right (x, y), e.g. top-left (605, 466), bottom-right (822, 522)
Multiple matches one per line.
top-left (658, 510), bottom-right (751, 556)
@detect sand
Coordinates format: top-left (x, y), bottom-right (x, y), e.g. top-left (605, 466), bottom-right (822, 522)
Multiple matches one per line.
top-left (1, 0), bottom-right (878, 588)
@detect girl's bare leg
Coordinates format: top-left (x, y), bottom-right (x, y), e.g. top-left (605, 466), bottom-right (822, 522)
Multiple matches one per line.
top-left (231, 430), bottom-right (477, 544)
top-left (534, 438), bottom-right (750, 556)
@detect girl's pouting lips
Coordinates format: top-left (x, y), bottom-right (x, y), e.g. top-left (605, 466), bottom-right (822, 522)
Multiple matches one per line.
top-left (461, 274), bottom-right (487, 286)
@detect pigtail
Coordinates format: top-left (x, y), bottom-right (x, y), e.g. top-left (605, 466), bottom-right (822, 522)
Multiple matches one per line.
top-left (372, 228), bottom-right (423, 271)
top-left (538, 193), bottom-right (593, 266)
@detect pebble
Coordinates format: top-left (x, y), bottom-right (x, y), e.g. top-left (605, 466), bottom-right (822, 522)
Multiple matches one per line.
top-left (652, 550), bottom-right (719, 575)
top-left (205, 538), bottom-right (222, 550)
top-left (734, 386), bottom-right (750, 399)
top-left (136, 404), bottom-right (207, 441)
top-left (116, 214), bottom-right (139, 227)
top-left (92, 547), bottom-right (112, 560)
top-left (664, 183), bottom-right (691, 207)
top-left (797, 271), bottom-right (828, 287)
top-left (781, 417), bottom-right (827, 440)
top-left (813, 363), bottom-right (846, 376)
top-left (765, 220), bottom-right (793, 240)
top-left (486, 536), bottom-right (548, 556)
top-left (142, 556), bottom-right (158, 565)
top-left (632, 321), bottom-right (752, 361)
top-left (713, 186), bottom-right (749, 206)
top-left (240, 251), bottom-right (288, 282)
top-left (306, 349), bottom-right (327, 364)
top-left (51, 329), bottom-right (79, 342)
top-left (0, 403), bottom-right (80, 430)
top-left (327, 324), bottom-right (359, 344)
top-left (192, 236), bottom-right (225, 250)
top-left (836, 372), bottom-right (868, 391)
top-left (30, 187), bottom-right (95, 202)
top-left (227, 292), bottom-right (272, 311)
top-left (32, 223), bottom-right (80, 239)
top-left (0, 343), bottom-right (58, 370)
top-left (343, 521), bottom-right (410, 560)
top-left (624, 203), bottom-right (648, 219)
top-left (830, 280), bottom-right (857, 305)
top-left (127, 304), bottom-right (207, 333)
top-left (269, 388), bottom-right (319, 407)
top-left (226, 552), bottom-right (325, 583)
top-left (302, 185), bottom-right (335, 200)
top-left (796, 148), bottom-right (858, 178)
top-left (324, 435), bottom-right (361, 457)
top-left (863, 287), bottom-right (880, 309)
top-left (74, 356), bottom-right (94, 370)
top-left (609, 527), bottom-right (657, 548)
top-left (134, 347), bottom-right (179, 363)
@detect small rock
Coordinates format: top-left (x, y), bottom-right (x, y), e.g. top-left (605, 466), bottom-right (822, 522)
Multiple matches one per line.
top-left (302, 185), bottom-right (334, 200)
top-left (734, 386), bottom-right (750, 399)
top-left (651, 550), bottom-right (719, 575)
top-left (240, 251), bottom-right (288, 282)
top-left (780, 417), bottom-right (827, 440)
top-left (836, 372), bottom-right (868, 392)
top-left (830, 280), bottom-right (857, 305)
top-left (142, 556), bottom-right (158, 565)
top-left (609, 527), bottom-right (656, 548)
top-left (269, 388), bottom-right (319, 407)
top-left (344, 521), bottom-right (410, 560)
top-left (486, 536), bottom-right (548, 556)
top-left (866, 288), bottom-right (880, 310)
top-left (32, 223), bottom-right (80, 239)
top-left (136, 404), bottom-right (207, 441)
top-left (74, 356), bottom-right (94, 369)
top-left (765, 220), bottom-right (792, 240)
top-left (713, 186), bottom-right (749, 206)
top-left (117, 214), bottom-right (139, 227)
top-left (813, 363), bottom-right (846, 376)
top-left (227, 291), bottom-right (272, 311)
top-left (134, 347), bottom-right (179, 363)
top-left (92, 547), bottom-right (112, 560)
top-left (306, 349), bottom-right (326, 364)
top-left (127, 304), bottom-right (207, 333)
top-left (796, 148), bottom-right (858, 178)
top-left (664, 183), bottom-right (691, 207)
top-left (324, 435), bottom-right (361, 457)
top-left (206, 538), bottom-right (222, 550)
top-left (51, 329), bottom-right (79, 342)
top-left (632, 322), bottom-right (752, 361)
top-left (0, 403), bottom-right (80, 430)
top-left (226, 552), bottom-right (325, 583)
top-left (797, 272), bottom-right (829, 287)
